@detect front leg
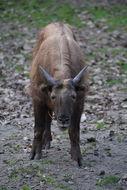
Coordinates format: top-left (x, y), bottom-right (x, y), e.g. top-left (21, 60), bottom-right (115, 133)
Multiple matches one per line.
top-left (69, 122), bottom-right (82, 166)
top-left (42, 110), bottom-right (52, 149)
top-left (30, 100), bottom-right (46, 160)
top-left (69, 103), bottom-right (84, 166)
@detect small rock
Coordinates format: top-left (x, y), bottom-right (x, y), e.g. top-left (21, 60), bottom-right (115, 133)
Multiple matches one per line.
top-left (99, 170), bottom-right (106, 176)
top-left (121, 103), bottom-right (127, 109)
top-left (86, 134), bottom-right (96, 142)
top-left (109, 130), bottom-right (115, 137)
top-left (81, 113), bottom-right (87, 122)
top-left (0, 150), bottom-right (4, 154)
top-left (68, 181), bottom-right (74, 185)
top-left (94, 149), bottom-right (99, 156)
top-left (121, 174), bottom-right (127, 181)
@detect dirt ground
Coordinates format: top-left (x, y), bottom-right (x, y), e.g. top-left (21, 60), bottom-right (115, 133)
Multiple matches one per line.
top-left (0, 1), bottom-right (127, 190)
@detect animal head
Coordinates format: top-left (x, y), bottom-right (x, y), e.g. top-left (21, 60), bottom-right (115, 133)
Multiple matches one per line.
top-left (40, 66), bottom-right (88, 130)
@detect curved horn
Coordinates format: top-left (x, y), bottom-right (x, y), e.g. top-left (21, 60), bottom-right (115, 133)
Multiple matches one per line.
top-left (39, 66), bottom-right (57, 85)
top-left (73, 66), bottom-right (88, 85)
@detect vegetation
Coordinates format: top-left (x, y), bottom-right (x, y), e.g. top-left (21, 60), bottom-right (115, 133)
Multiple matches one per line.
top-left (22, 185), bottom-right (32, 190)
top-left (86, 6), bottom-right (127, 30)
top-left (96, 122), bottom-right (105, 129)
top-left (0, 0), bottom-right (83, 28)
top-left (1, 0), bottom-right (127, 31)
top-left (97, 175), bottom-right (120, 186)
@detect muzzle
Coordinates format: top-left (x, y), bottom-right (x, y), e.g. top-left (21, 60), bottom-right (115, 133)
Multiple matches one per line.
top-left (57, 114), bottom-right (70, 130)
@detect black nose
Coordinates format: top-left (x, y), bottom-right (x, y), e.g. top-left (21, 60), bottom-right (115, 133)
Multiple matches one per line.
top-left (58, 115), bottom-right (70, 124)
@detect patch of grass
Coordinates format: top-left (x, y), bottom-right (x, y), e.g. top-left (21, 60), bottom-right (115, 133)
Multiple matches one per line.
top-left (20, 165), bottom-right (44, 175)
top-left (9, 165), bottom-right (45, 180)
top-left (22, 185), bottom-right (32, 190)
top-left (121, 121), bottom-right (127, 125)
top-left (97, 175), bottom-right (120, 186)
top-left (11, 145), bottom-right (21, 151)
top-left (6, 135), bottom-right (17, 140)
top-left (43, 159), bottom-right (54, 164)
top-left (59, 130), bottom-right (69, 140)
top-left (83, 142), bottom-right (96, 153)
top-left (15, 66), bottom-right (24, 72)
top-left (0, 31), bottom-right (26, 41)
top-left (86, 6), bottom-right (127, 30)
top-left (23, 54), bottom-right (31, 62)
top-left (117, 186), bottom-right (124, 190)
top-left (5, 62), bottom-right (15, 67)
top-left (117, 62), bottom-right (127, 71)
top-left (90, 48), bottom-right (127, 59)
top-left (4, 160), bottom-right (17, 166)
top-left (104, 148), bottom-right (111, 156)
top-left (41, 175), bottom-right (57, 185)
top-left (9, 168), bottom-right (18, 179)
top-left (121, 63), bottom-right (127, 71)
top-left (96, 122), bottom-right (105, 129)
top-left (0, 187), bottom-right (8, 190)
top-left (107, 79), bottom-right (120, 85)
top-left (86, 162), bottom-right (94, 167)
top-left (0, 0), bottom-right (83, 28)
top-left (116, 136), bottom-right (124, 143)
top-left (58, 184), bottom-right (73, 190)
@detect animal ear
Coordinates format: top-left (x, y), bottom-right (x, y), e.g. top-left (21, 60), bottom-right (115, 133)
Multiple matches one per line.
top-left (73, 66), bottom-right (88, 85)
top-left (39, 66), bottom-right (58, 86)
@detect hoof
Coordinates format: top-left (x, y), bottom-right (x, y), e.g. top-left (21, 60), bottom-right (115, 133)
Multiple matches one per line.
top-left (34, 153), bottom-right (42, 160)
top-left (30, 152), bottom-right (42, 160)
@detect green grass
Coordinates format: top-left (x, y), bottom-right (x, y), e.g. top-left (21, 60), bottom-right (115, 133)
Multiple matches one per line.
top-left (85, 6), bottom-right (127, 30)
top-left (97, 175), bottom-right (120, 186)
top-left (15, 66), bottom-right (24, 72)
top-left (0, 0), bottom-right (83, 28)
top-left (11, 145), bottom-right (21, 151)
top-left (22, 185), bottom-right (32, 190)
top-left (6, 135), bottom-right (17, 140)
top-left (96, 122), bottom-right (105, 129)
top-left (87, 48), bottom-right (127, 58)
top-left (4, 160), bottom-right (18, 166)
top-left (83, 142), bottom-right (96, 154)
top-left (3, 1), bottom-right (127, 30)
top-left (9, 165), bottom-right (45, 179)
top-left (42, 159), bottom-right (55, 164)
top-left (9, 168), bottom-right (18, 179)
top-left (107, 79), bottom-right (120, 85)
top-left (40, 175), bottom-right (57, 185)
top-left (58, 184), bottom-right (73, 190)
top-left (1, 1), bottom-right (127, 31)
top-left (116, 136), bottom-right (124, 143)
top-left (104, 148), bottom-right (111, 156)
top-left (86, 162), bottom-right (94, 167)
top-left (0, 187), bottom-right (8, 190)
top-left (20, 165), bottom-right (44, 175)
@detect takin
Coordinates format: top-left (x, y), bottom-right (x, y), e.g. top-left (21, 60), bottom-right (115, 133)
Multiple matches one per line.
top-left (29, 22), bottom-right (88, 166)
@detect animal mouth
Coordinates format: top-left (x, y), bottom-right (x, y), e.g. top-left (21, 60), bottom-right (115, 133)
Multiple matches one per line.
top-left (57, 123), bottom-right (70, 131)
